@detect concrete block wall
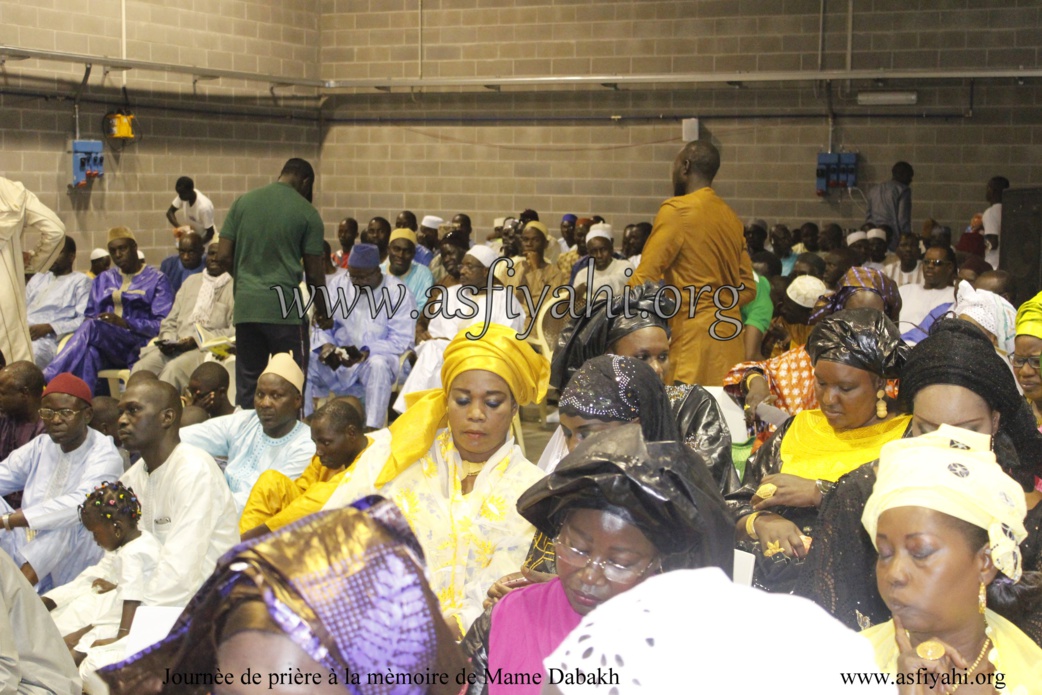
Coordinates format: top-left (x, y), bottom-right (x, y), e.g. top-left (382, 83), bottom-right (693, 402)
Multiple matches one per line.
top-left (0, 0), bottom-right (1039, 266)
top-left (0, 0), bottom-right (321, 268)
top-left (318, 0), bottom-right (1042, 237)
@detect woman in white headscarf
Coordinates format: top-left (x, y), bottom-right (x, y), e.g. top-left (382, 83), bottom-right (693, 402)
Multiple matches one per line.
top-left (860, 430), bottom-right (1042, 693)
top-left (573, 223), bottom-right (634, 300)
top-left (393, 245), bottom-right (525, 411)
top-left (953, 279), bottom-right (1018, 379)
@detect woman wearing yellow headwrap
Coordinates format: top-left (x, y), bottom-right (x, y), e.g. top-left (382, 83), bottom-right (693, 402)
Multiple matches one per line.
top-left (860, 429), bottom-right (1042, 694)
top-left (323, 323), bottom-right (550, 636)
top-left (1013, 290), bottom-right (1042, 427)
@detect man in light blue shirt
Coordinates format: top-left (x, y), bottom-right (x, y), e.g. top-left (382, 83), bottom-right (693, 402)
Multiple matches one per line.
top-left (24, 238), bottom-right (91, 370)
top-left (381, 228), bottom-right (435, 311)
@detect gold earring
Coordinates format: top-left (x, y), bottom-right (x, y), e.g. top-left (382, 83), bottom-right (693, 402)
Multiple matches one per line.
top-left (876, 389), bottom-right (887, 419)
top-left (979, 581), bottom-right (987, 614)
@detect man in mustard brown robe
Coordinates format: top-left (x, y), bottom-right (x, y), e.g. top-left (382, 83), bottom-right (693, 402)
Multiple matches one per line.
top-left (629, 141), bottom-right (755, 386)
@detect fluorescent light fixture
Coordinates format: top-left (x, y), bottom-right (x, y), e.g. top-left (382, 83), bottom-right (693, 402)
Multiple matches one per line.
top-left (857, 90), bottom-right (918, 106)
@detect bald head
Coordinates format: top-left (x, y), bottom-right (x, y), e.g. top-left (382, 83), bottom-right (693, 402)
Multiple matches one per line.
top-left (974, 270), bottom-right (1015, 303)
top-left (313, 398), bottom-right (364, 433)
top-left (117, 381), bottom-right (183, 454)
top-left (125, 370), bottom-right (159, 389)
top-left (672, 140), bottom-right (721, 197)
top-left (0, 361), bottom-right (44, 396)
top-left (190, 362), bottom-right (230, 393)
top-left (0, 361), bottom-right (45, 421)
top-left (88, 395), bottom-right (122, 446)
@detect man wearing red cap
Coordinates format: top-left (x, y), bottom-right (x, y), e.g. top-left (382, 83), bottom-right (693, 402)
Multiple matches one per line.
top-left (0, 373), bottom-right (124, 591)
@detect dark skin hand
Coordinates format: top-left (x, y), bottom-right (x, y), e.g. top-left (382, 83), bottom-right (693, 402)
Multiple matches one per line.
top-left (158, 338), bottom-right (197, 355)
top-left (29, 324), bottom-right (54, 340)
top-left (748, 512), bottom-right (810, 560)
top-left (893, 615), bottom-right (971, 695)
top-left (97, 313), bottom-right (128, 329)
top-left (753, 473), bottom-right (822, 510)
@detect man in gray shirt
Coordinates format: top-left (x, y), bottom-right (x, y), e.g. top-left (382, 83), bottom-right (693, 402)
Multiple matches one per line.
top-left (865, 161), bottom-right (913, 249)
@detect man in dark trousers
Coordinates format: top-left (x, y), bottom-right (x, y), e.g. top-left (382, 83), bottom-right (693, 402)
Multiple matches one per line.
top-left (217, 158), bottom-right (329, 408)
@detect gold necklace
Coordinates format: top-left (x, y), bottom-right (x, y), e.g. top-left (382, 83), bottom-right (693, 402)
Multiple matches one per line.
top-left (949, 637), bottom-right (991, 694)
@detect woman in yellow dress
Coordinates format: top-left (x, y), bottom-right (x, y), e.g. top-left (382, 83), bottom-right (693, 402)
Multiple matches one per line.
top-left (861, 431), bottom-right (1042, 694)
top-left (322, 323), bottom-right (549, 636)
top-left (732, 307), bottom-right (911, 592)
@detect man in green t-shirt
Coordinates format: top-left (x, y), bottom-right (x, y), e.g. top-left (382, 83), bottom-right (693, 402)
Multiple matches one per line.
top-left (216, 158), bottom-right (330, 408)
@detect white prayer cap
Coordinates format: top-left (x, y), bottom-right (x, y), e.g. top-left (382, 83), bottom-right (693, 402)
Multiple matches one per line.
top-left (90, 248), bottom-right (109, 261)
top-left (420, 215), bottom-right (443, 229)
top-left (546, 568), bottom-right (890, 695)
top-left (260, 352), bottom-right (305, 394)
top-left (866, 228), bottom-right (887, 241)
top-left (786, 275), bottom-right (828, 308)
top-left (846, 230), bottom-right (868, 244)
top-left (465, 244), bottom-right (500, 268)
top-left (586, 223), bottom-right (614, 244)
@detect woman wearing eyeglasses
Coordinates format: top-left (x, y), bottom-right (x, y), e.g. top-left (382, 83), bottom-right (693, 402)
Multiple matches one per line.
top-left (1014, 291), bottom-right (1042, 428)
top-left (461, 424), bottom-right (733, 695)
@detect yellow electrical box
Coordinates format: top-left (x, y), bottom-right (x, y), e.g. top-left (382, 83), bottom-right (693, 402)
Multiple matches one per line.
top-left (105, 112), bottom-right (135, 139)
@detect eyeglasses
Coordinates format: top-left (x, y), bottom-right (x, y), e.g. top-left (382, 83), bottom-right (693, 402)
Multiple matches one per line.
top-left (553, 534), bottom-right (657, 583)
top-left (38, 407), bottom-right (86, 421)
top-left (1010, 354), bottom-right (1042, 371)
top-left (923, 259), bottom-right (951, 267)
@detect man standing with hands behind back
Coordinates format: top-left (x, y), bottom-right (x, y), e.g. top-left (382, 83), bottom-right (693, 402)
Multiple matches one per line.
top-left (629, 140), bottom-right (755, 386)
top-left (217, 158), bottom-right (330, 409)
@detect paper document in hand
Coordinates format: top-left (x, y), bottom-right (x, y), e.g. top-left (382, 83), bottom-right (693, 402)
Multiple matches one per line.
top-left (195, 324), bottom-right (235, 359)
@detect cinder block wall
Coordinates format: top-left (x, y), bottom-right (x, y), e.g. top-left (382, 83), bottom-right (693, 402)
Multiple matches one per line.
top-left (1, 0), bottom-right (1039, 265)
top-left (0, 0), bottom-right (320, 266)
top-left (319, 0), bottom-right (1042, 238)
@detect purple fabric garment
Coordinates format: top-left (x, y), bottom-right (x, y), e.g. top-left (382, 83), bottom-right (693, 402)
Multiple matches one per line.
top-left (0, 415), bottom-right (44, 508)
top-left (488, 578), bottom-right (582, 695)
top-left (86, 265), bottom-right (174, 337)
top-left (43, 266), bottom-right (174, 387)
top-left (0, 415), bottom-right (45, 461)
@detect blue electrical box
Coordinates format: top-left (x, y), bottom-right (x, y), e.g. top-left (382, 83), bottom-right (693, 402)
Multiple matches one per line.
top-left (816, 152), bottom-right (858, 196)
top-left (72, 140), bottom-right (104, 188)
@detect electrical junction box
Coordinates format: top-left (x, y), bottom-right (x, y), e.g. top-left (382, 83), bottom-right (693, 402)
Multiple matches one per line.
top-left (816, 152), bottom-right (858, 196)
top-left (72, 140), bottom-right (104, 188)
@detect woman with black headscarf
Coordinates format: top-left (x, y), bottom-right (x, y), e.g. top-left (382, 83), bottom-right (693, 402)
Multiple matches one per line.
top-left (546, 282), bottom-right (736, 494)
top-left (797, 319), bottom-right (1042, 642)
top-left (731, 307), bottom-right (911, 592)
top-left (461, 424), bottom-right (733, 695)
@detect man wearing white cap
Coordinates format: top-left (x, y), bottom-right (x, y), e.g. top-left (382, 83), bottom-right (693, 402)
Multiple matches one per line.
top-left (416, 215), bottom-right (442, 268)
top-left (393, 244), bottom-right (524, 412)
top-left (862, 228), bottom-right (896, 272)
top-left (774, 275), bottom-right (828, 353)
top-left (181, 352), bottom-right (315, 512)
top-left (87, 248), bottom-right (110, 279)
top-left (846, 230), bottom-right (870, 266)
top-left (0, 177), bottom-right (65, 365)
top-left (574, 222), bottom-right (634, 300)
top-left (24, 237), bottom-right (91, 370)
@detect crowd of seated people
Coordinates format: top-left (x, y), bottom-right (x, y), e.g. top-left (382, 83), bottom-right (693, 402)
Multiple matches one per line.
top-left (3, 158), bottom-right (1042, 695)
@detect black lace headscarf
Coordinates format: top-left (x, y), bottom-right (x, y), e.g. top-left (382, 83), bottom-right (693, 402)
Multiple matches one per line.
top-left (558, 355), bottom-right (678, 442)
top-left (899, 318), bottom-right (1042, 491)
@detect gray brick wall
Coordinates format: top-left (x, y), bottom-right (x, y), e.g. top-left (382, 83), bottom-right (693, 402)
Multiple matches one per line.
top-left (0, 0), bottom-right (1040, 264)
